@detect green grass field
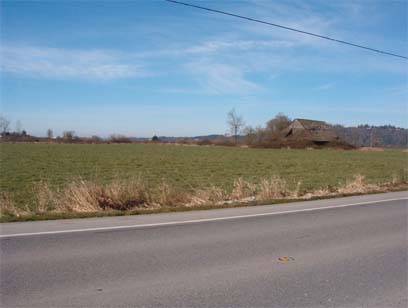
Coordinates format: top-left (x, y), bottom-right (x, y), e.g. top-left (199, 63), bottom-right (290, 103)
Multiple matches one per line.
top-left (1, 143), bottom-right (407, 210)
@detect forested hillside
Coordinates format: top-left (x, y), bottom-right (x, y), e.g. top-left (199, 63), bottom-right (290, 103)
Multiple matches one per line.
top-left (333, 125), bottom-right (407, 147)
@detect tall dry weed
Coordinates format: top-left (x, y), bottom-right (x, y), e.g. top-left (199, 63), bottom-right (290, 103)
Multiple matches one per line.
top-left (337, 174), bottom-right (375, 194)
top-left (291, 181), bottom-right (303, 198)
top-left (189, 186), bottom-right (226, 206)
top-left (154, 181), bottom-right (190, 207)
top-left (34, 181), bottom-right (58, 213)
top-left (0, 192), bottom-right (28, 217)
top-left (257, 177), bottom-right (289, 201)
top-left (391, 168), bottom-right (408, 185)
top-left (231, 177), bottom-right (257, 200)
top-left (98, 177), bottom-right (149, 210)
top-left (61, 179), bottom-right (101, 212)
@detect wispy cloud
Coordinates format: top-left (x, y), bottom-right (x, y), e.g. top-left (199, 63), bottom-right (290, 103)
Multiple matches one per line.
top-left (132, 39), bottom-right (295, 59)
top-left (158, 88), bottom-right (207, 95)
top-left (185, 60), bottom-right (261, 95)
top-left (314, 82), bottom-right (335, 91)
top-left (184, 39), bottom-right (295, 54)
top-left (1, 46), bottom-right (145, 80)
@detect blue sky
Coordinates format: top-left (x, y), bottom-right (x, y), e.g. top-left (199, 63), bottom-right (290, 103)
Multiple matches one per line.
top-left (1, 0), bottom-right (407, 137)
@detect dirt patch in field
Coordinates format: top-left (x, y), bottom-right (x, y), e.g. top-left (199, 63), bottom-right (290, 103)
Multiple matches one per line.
top-left (359, 147), bottom-right (385, 151)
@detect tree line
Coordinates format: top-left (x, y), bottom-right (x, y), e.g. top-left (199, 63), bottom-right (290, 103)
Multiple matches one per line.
top-left (1, 113), bottom-right (406, 147)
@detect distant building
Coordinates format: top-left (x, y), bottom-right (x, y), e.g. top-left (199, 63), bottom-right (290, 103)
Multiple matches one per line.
top-left (283, 119), bottom-right (339, 144)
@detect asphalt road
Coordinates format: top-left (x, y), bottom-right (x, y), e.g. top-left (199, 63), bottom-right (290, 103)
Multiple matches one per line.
top-left (1, 191), bottom-right (407, 307)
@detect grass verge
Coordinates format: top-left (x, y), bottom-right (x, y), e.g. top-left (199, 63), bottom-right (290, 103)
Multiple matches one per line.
top-left (1, 174), bottom-right (406, 222)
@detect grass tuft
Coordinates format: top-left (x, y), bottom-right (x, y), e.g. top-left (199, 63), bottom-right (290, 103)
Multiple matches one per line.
top-left (257, 177), bottom-right (289, 201)
top-left (98, 177), bottom-right (149, 210)
top-left (0, 192), bottom-right (26, 218)
top-left (62, 180), bottom-right (101, 212)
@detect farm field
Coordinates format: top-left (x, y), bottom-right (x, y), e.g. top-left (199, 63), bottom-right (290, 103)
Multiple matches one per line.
top-left (1, 143), bottom-right (407, 214)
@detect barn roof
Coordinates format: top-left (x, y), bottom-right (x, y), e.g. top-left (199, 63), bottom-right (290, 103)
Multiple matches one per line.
top-left (295, 119), bottom-right (329, 130)
top-left (284, 118), bottom-right (338, 142)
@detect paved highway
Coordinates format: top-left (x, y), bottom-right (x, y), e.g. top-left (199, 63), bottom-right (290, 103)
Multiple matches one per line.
top-left (1, 191), bottom-right (407, 307)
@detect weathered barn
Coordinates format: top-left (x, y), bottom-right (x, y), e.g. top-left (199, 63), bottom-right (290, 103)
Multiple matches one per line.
top-left (283, 119), bottom-right (339, 144)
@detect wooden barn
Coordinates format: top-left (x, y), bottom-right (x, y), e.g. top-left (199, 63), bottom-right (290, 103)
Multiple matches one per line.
top-left (283, 119), bottom-right (339, 145)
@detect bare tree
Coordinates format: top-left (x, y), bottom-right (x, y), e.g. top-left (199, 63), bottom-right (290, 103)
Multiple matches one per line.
top-left (243, 126), bottom-right (256, 146)
top-left (47, 129), bottom-right (53, 139)
top-left (244, 125), bottom-right (267, 146)
top-left (266, 113), bottom-right (291, 135)
top-left (227, 109), bottom-right (245, 145)
top-left (0, 114), bottom-right (10, 134)
top-left (350, 127), bottom-right (360, 146)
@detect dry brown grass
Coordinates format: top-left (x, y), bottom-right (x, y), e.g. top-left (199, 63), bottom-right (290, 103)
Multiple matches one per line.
top-left (257, 177), bottom-right (290, 200)
top-left (1, 192), bottom-right (32, 218)
top-left (32, 177), bottom-right (152, 213)
top-left (98, 177), bottom-right (149, 210)
top-left (154, 181), bottom-right (190, 207)
top-left (34, 181), bottom-right (61, 213)
top-left (231, 177), bottom-right (257, 200)
top-left (392, 173), bottom-right (403, 185)
top-left (337, 174), bottom-right (378, 194)
top-left (302, 187), bottom-right (333, 199)
top-left (189, 186), bottom-right (226, 206)
top-left (230, 177), bottom-right (297, 202)
top-left (61, 180), bottom-right (101, 212)
top-left (1, 173), bottom-right (406, 219)
top-left (0, 192), bottom-right (25, 217)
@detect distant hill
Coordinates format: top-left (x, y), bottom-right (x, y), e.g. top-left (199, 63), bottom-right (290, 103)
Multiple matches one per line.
top-left (138, 134), bottom-right (227, 142)
top-left (159, 134), bottom-right (225, 142)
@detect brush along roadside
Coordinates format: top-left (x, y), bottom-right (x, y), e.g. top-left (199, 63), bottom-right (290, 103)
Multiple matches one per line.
top-left (1, 174), bottom-right (407, 221)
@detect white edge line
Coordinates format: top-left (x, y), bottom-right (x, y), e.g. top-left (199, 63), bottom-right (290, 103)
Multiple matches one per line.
top-left (1, 197), bottom-right (407, 239)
